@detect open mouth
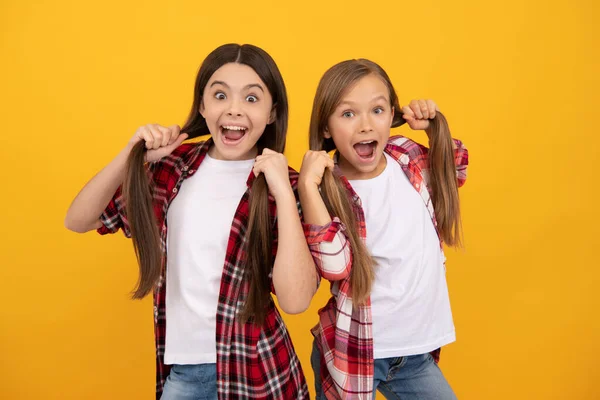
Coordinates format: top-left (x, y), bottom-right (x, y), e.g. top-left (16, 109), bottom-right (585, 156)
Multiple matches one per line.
top-left (220, 125), bottom-right (248, 145)
top-left (353, 140), bottom-right (378, 162)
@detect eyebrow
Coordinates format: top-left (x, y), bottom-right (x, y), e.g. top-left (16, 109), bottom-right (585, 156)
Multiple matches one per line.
top-left (209, 81), bottom-right (265, 93)
top-left (338, 95), bottom-right (389, 108)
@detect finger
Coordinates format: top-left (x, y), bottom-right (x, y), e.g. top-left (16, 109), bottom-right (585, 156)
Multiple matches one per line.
top-left (418, 99), bottom-right (429, 119)
top-left (149, 123), bottom-right (164, 138)
top-left (165, 133), bottom-right (188, 152)
top-left (154, 123), bottom-right (169, 132)
top-left (402, 106), bottom-right (415, 122)
top-left (426, 100), bottom-right (437, 119)
top-left (262, 148), bottom-right (276, 155)
top-left (167, 125), bottom-right (181, 145)
top-left (160, 127), bottom-right (171, 147)
top-left (140, 126), bottom-right (154, 149)
top-left (409, 100), bottom-right (423, 119)
top-left (148, 124), bottom-right (163, 150)
top-left (133, 126), bottom-right (146, 143)
top-left (254, 156), bottom-right (267, 167)
top-left (320, 152), bottom-right (332, 166)
top-left (253, 161), bottom-right (265, 176)
top-left (327, 158), bottom-right (335, 170)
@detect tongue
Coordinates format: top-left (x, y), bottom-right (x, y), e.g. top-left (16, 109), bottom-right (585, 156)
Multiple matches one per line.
top-left (224, 129), bottom-right (244, 140)
top-left (354, 143), bottom-right (374, 157)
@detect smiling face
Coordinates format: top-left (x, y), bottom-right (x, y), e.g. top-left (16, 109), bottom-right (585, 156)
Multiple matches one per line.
top-left (200, 62), bottom-right (275, 161)
top-left (325, 73), bottom-right (394, 180)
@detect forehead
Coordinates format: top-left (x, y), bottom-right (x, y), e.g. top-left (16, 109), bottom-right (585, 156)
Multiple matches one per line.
top-left (207, 63), bottom-right (266, 89)
top-left (339, 74), bottom-right (390, 104)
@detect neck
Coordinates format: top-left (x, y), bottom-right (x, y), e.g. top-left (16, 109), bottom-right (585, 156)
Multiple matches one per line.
top-left (208, 145), bottom-right (258, 161)
top-left (338, 152), bottom-right (387, 180)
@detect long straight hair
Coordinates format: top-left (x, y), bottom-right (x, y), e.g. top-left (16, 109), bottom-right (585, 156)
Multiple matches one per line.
top-left (308, 59), bottom-right (462, 301)
top-left (124, 44), bottom-right (288, 326)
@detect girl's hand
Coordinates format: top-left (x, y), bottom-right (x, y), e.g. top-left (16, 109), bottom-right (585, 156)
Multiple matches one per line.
top-left (299, 150), bottom-right (334, 189)
top-left (128, 124), bottom-right (188, 162)
top-left (253, 148), bottom-right (294, 201)
top-left (401, 99), bottom-right (439, 131)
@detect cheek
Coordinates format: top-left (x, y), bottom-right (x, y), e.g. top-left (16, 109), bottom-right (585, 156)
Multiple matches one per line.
top-left (333, 122), bottom-right (355, 143)
top-left (201, 102), bottom-right (220, 122)
top-left (249, 107), bottom-right (270, 125)
top-left (329, 129), bottom-right (352, 150)
top-left (375, 116), bottom-right (392, 131)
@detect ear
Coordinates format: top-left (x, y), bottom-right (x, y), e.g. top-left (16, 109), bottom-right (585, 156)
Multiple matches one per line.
top-left (199, 99), bottom-right (205, 118)
top-left (268, 105), bottom-right (277, 125)
top-left (323, 126), bottom-right (332, 139)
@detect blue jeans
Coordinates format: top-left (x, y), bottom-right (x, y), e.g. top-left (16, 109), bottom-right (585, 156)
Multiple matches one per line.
top-left (311, 341), bottom-right (457, 400)
top-left (161, 364), bottom-right (217, 400)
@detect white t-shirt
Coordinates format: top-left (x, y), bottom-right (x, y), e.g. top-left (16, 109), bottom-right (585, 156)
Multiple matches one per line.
top-left (164, 153), bottom-right (254, 365)
top-left (348, 153), bottom-right (455, 359)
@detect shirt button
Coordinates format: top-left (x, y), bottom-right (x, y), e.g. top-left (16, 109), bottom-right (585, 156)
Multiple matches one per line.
top-left (172, 188), bottom-right (178, 193)
top-left (182, 166), bottom-right (189, 171)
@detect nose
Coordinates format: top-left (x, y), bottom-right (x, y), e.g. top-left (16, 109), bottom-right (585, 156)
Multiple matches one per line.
top-left (359, 114), bottom-right (374, 133)
top-left (227, 97), bottom-right (243, 117)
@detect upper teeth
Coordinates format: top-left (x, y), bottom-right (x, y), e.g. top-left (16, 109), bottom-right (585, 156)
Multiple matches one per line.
top-left (359, 141), bottom-right (374, 144)
top-left (223, 126), bottom-right (246, 131)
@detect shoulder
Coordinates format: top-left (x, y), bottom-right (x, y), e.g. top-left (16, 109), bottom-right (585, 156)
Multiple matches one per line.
top-left (146, 141), bottom-right (208, 193)
top-left (168, 140), bottom-right (206, 164)
top-left (150, 140), bottom-right (207, 173)
top-left (386, 135), bottom-right (428, 163)
top-left (387, 135), bottom-right (426, 152)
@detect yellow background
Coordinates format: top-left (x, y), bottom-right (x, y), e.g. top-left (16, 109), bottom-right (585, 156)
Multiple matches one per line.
top-left (1, 0), bottom-right (598, 399)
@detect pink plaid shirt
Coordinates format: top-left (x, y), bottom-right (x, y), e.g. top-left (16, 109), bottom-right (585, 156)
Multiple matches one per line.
top-left (309, 135), bottom-right (469, 399)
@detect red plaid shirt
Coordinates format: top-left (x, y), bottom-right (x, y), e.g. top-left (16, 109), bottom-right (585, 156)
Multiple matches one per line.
top-left (98, 139), bottom-right (310, 399)
top-left (309, 135), bottom-right (469, 399)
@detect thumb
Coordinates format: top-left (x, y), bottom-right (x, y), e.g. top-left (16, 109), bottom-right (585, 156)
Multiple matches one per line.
top-left (167, 125), bottom-right (182, 144)
top-left (171, 133), bottom-right (190, 148)
top-left (326, 158), bottom-right (335, 170)
top-left (401, 106), bottom-right (414, 117)
top-left (253, 163), bottom-right (264, 177)
top-left (166, 133), bottom-right (188, 151)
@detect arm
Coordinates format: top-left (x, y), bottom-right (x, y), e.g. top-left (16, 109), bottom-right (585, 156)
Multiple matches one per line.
top-left (253, 149), bottom-right (318, 314)
top-left (271, 189), bottom-right (319, 314)
top-left (299, 180), bottom-right (352, 281)
top-left (64, 124), bottom-right (188, 233)
top-left (64, 144), bottom-right (132, 233)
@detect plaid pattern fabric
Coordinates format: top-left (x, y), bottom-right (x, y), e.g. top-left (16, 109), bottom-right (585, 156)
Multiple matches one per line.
top-left (311, 135), bottom-right (469, 399)
top-left (303, 217), bottom-right (352, 281)
top-left (98, 138), bottom-right (309, 399)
